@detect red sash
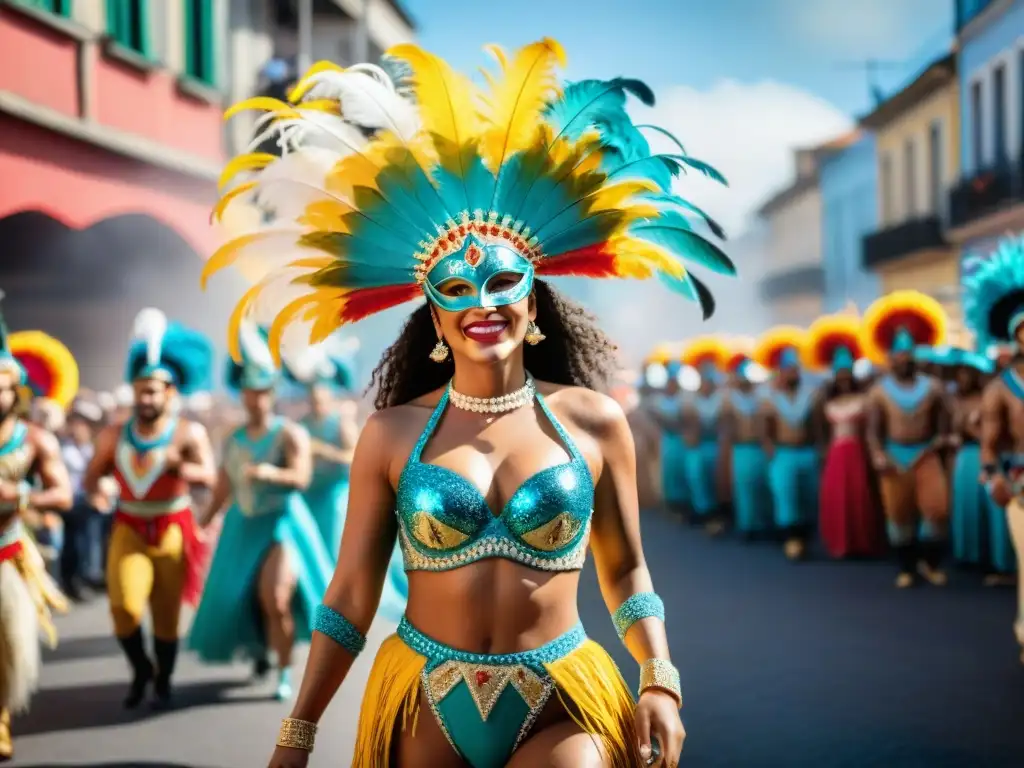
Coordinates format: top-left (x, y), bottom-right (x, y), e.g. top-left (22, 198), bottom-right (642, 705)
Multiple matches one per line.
top-left (0, 540), bottom-right (22, 563)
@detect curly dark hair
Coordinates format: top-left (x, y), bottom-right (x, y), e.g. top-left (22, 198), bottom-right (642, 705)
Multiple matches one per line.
top-left (368, 280), bottom-right (619, 409)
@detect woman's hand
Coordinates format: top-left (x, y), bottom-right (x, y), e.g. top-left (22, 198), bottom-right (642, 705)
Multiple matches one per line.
top-left (267, 746), bottom-right (309, 768)
top-left (635, 689), bottom-right (685, 767)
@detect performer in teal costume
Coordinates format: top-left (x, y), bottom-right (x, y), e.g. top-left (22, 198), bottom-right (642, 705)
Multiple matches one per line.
top-left (725, 358), bottom-right (772, 536)
top-left (648, 360), bottom-right (690, 517)
top-left (190, 322), bottom-right (334, 701)
top-left (682, 363), bottom-right (724, 528)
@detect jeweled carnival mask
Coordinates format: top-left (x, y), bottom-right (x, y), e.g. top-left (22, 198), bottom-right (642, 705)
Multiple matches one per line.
top-left (422, 235), bottom-right (535, 313)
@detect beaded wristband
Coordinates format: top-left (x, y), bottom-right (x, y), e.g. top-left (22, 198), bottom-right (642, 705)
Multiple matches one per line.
top-left (611, 591), bottom-right (665, 641)
top-left (312, 604), bottom-right (366, 656)
top-left (639, 658), bottom-right (682, 708)
top-left (277, 717), bottom-right (317, 752)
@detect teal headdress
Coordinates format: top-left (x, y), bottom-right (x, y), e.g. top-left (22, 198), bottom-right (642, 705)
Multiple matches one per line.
top-left (779, 347), bottom-right (801, 370)
top-left (831, 346), bottom-right (855, 372)
top-left (0, 291), bottom-right (25, 384)
top-left (225, 321), bottom-right (278, 392)
top-left (204, 39), bottom-right (736, 359)
top-left (963, 234), bottom-right (1024, 349)
top-left (892, 327), bottom-right (917, 354)
top-left (125, 309), bottom-right (214, 396)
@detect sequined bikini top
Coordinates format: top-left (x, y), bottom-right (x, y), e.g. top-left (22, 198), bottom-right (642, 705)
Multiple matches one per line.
top-left (396, 389), bottom-right (593, 572)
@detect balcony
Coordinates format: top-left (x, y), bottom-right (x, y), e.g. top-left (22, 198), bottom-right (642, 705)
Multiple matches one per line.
top-left (759, 264), bottom-right (825, 302)
top-left (861, 216), bottom-right (946, 269)
top-left (948, 160), bottom-right (1023, 230)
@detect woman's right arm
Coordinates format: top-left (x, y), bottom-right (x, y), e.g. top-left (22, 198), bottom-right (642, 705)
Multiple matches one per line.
top-left (271, 412), bottom-right (399, 764)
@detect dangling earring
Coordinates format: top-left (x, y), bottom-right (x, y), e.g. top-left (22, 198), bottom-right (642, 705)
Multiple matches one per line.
top-left (429, 338), bottom-right (450, 362)
top-left (525, 321), bottom-right (545, 345)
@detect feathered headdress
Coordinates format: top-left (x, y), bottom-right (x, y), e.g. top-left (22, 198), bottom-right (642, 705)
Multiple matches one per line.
top-left (283, 334), bottom-right (359, 391)
top-left (963, 234), bottom-right (1024, 349)
top-left (723, 336), bottom-right (754, 375)
top-left (8, 331), bottom-right (80, 408)
top-left (753, 326), bottom-right (807, 372)
top-left (944, 346), bottom-right (995, 374)
top-left (681, 336), bottom-right (729, 374)
top-left (0, 290), bottom-right (25, 384)
top-left (225, 321), bottom-right (278, 392)
top-left (204, 40), bottom-right (735, 361)
top-left (125, 308), bottom-right (215, 395)
top-left (804, 314), bottom-right (862, 373)
top-left (861, 290), bottom-right (947, 366)
top-left (645, 344), bottom-right (675, 365)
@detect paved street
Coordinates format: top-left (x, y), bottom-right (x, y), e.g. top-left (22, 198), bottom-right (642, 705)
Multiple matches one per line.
top-left (12, 510), bottom-right (1024, 767)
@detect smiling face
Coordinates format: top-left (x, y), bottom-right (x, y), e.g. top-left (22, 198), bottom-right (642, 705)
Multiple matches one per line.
top-left (430, 283), bottom-right (536, 365)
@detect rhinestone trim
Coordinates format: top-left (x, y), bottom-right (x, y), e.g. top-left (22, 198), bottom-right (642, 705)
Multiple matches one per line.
top-left (639, 658), bottom-right (682, 708)
top-left (312, 604), bottom-right (366, 656)
top-left (414, 210), bottom-right (542, 283)
top-left (448, 376), bottom-right (536, 414)
top-left (611, 592), bottom-right (666, 641)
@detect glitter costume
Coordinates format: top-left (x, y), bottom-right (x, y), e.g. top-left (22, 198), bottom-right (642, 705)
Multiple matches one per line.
top-left (0, 319), bottom-right (75, 761)
top-left (206, 38), bottom-right (731, 766)
top-left (679, 337), bottom-right (729, 525)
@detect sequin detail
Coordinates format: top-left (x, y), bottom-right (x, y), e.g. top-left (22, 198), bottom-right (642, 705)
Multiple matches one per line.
top-left (639, 658), bottom-right (682, 707)
top-left (313, 604), bottom-right (366, 656)
top-left (395, 389), bottom-right (594, 573)
top-left (612, 592), bottom-right (666, 641)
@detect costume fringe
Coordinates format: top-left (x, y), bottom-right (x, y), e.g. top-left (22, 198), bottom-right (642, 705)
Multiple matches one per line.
top-left (546, 639), bottom-right (644, 767)
top-left (0, 561), bottom-right (41, 713)
top-left (13, 535), bottom-right (67, 647)
top-left (352, 634), bottom-right (426, 767)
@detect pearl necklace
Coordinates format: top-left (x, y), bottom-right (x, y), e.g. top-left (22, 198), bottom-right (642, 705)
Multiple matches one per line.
top-left (449, 377), bottom-right (536, 414)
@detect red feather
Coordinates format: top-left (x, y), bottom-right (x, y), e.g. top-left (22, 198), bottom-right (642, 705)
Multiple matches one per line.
top-left (535, 243), bottom-right (618, 278)
top-left (339, 284), bottom-right (422, 324)
top-left (813, 331), bottom-right (861, 368)
top-left (872, 309), bottom-right (942, 349)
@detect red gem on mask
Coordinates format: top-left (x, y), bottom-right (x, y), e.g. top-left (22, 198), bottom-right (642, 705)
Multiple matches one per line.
top-left (465, 244), bottom-right (482, 266)
top-left (476, 670), bottom-right (491, 686)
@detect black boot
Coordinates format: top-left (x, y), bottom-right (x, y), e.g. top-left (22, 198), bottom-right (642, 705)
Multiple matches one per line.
top-left (117, 629), bottom-right (153, 709)
top-left (152, 638), bottom-right (179, 709)
top-left (893, 543), bottom-right (917, 587)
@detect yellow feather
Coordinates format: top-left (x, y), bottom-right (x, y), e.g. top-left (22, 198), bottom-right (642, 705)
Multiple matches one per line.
top-left (224, 97), bottom-right (299, 122)
top-left (484, 44), bottom-right (509, 71)
top-left (479, 38), bottom-right (566, 167)
top-left (267, 292), bottom-right (322, 364)
top-left (611, 235), bottom-right (687, 279)
top-left (586, 180), bottom-right (659, 213)
top-left (211, 181), bottom-right (258, 223)
top-left (297, 200), bottom-right (353, 234)
top-left (226, 282), bottom-right (269, 361)
top-left (201, 233), bottom-right (267, 289)
top-left (386, 43), bottom-right (482, 144)
top-left (218, 153), bottom-right (277, 191)
top-left (288, 61), bottom-right (346, 102)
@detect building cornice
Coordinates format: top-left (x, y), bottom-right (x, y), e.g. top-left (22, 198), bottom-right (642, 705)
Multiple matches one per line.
top-left (858, 53), bottom-right (956, 130)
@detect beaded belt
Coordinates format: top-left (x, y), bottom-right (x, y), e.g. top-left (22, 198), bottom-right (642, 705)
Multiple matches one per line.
top-left (118, 496), bottom-right (191, 518)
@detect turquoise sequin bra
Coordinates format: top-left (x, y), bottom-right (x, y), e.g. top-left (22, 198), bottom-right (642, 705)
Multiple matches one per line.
top-left (396, 389), bottom-right (593, 572)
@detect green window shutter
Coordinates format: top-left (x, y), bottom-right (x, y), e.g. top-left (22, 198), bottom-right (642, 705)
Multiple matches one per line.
top-left (55, 0), bottom-right (71, 16)
top-left (200, 0), bottom-right (215, 86)
top-left (134, 0), bottom-right (150, 57)
top-left (184, 0), bottom-right (196, 77)
top-left (105, 0), bottom-right (122, 38)
top-left (185, 0), bottom-right (217, 86)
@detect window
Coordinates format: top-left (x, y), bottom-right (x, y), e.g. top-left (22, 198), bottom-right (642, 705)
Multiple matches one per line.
top-left (1019, 50), bottom-right (1024, 155)
top-left (880, 153), bottom-right (893, 225)
top-left (106, 0), bottom-right (149, 57)
top-left (904, 138), bottom-right (916, 218)
top-left (15, 0), bottom-right (71, 15)
top-left (184, 0), bottom-right (216, 86)
top-left (993, 63), bottom-right (1007, 161)
top-left (928, 121), bottom-right (942, 217)
top-left (971, 80), bottom-right (983, 171)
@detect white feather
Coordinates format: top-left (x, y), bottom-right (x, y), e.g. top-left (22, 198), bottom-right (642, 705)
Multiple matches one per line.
top-left (299, 70), bottom-right (420, 142)
top-left (0, 560), bottom-right (41, 713)
top-left (131, 308), bottom-right (167, 366)
top-left (238, 319), bottom-right (276, 372)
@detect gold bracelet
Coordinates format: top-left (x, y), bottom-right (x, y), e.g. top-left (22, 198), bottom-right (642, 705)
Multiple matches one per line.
top-left (638, 658), bottom-right (682, 708)
top-left (277, 717), bottom-right (317, 752)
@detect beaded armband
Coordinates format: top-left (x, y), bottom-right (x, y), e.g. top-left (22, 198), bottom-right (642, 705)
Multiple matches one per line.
top-left (611, 591), bottom-right (665, 641)
top-left (312, 604), bottom-right (366, 657)
top-left (277, 717), bottom-right (317, 752)
top-left (639, 658), bottom-right (682, 708)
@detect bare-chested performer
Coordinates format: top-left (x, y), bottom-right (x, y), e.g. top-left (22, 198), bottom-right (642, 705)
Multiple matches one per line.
top-left (84, 309), bottom-right (217, 709)
top-left (965, 236), bottom-right (1024, 663)
top-left (862, 291), bottom-right (950, 589)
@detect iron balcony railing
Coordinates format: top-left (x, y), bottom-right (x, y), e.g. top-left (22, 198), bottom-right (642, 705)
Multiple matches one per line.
top-left (948, 157), bottom-right (1023, 229)
top-left (861, 215), bottom-right (947, 269)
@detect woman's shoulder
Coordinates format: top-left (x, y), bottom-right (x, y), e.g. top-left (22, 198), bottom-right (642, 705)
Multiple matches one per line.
top-left (535, 381), bottom-right (628, 440)
top-left (364, 388), bottom-right (446, 436)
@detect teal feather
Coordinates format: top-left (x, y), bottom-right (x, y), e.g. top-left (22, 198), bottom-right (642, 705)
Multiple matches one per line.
top-left (309, 263), bottom-right (416, 289)
top-left (126, 322), bottom-right (214, 395)
top-left (658, 269), bottom-right (715, 319)
top-left (639, 191), bottom-right (726, 239)
top-left (544, 78), bottom-right (655, 141)
top-left (628, 212), bottom-right (736, 275)
top-left (301, 231), bottom-right (414, 268)
top-left (346, 186), bottom-right (424, 247)
top-left (541, 209), bottom-right (628, 256)
top-left (635, 124), bottom-right (687, 154)
top-left (378, 146), bottom-right (452, 225)
top-left (963, 234), bottom-right (1024, 346)
top-left (374, 165), bottom-right (447, 235)
top-left (607, 154), bottom-right (726, 186)
top-left (430, 135), bottom-right (496, 214)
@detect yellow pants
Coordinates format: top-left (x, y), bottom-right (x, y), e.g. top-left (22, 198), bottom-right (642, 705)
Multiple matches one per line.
top-left (1008, 499), bottom-right (1024, 648)
top-left (107, 521), bottom-right (185, 640)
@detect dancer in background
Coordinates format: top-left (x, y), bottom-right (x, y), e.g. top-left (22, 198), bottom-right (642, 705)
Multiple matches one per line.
top-left (754, 327), bottom-right (820, 561)
top-left (721, 339), bottom-right (772, 539)
top-left (805, 315), bottom-right (884, 560)
top-left (204, 38), bottom-right (737, 767)
top-left (948, 348), bottom-right (1015, 583)
top-left (85, 309), bottom-right (217, 709)
top-left (965, 237), bottom-right (1024, 661)
top-left (0, 314), bottom-right (74, 761)
top-left (862, 291), bottom-right (950, 588)
top-left (680, 337), bottom-right (729, 535)
top-left (645, 347), bottom-right (691, 519)
top-left (191, 322), bottom-right (335, 702)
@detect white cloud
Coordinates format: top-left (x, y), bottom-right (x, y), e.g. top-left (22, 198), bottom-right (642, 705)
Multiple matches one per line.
top-left (786, 0), bottom-right (938, 57)
top-left (632, 78), bottom-right (853, 237)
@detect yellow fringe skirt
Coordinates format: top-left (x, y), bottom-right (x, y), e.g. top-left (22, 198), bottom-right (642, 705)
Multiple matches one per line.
top-left (353, 618), bottom-right (643, 768)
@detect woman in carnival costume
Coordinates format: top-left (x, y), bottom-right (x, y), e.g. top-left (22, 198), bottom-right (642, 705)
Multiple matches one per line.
top-left (206, 38), bottom-right (736, 768)
top-left (964, 235), bottom-right (1024, 661)
top-left (720, 338), bottom-right (772, 538)
top-left (644, 347), bottom-right (690, 520)
top-left (861, 291), bottom-right (950, 588)
top-left (0, 315), bottom-right (75, 761)
top-left (805, 314), bottom-right (884, 559)
top-left (190, 323), bottom-right (335, 701)
top-left (630, 349), bottom-right (672, 511)
top-left (946, 347), bottom-right (1016, 583)
top-left (754, 327), bottom-right (821, 560)
top-left (679, 337), bottom-right (729, 534)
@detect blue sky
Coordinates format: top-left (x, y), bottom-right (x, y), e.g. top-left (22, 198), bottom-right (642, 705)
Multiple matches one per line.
top-left (402, 0), bottom-right (953, 118)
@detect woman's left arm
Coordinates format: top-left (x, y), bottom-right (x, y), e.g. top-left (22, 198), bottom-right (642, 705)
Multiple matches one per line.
top-left (256, 424), bottom-right (313, 491)
top-left (584, 393), bottom-right (684, 767)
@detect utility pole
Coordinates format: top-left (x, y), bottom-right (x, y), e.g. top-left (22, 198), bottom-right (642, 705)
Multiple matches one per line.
top-left (297, 0), bottom-right (313, 74)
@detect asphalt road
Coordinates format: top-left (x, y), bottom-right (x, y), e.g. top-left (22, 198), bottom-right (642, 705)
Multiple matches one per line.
top-left (12, 510), bottom-right (1024, 768)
